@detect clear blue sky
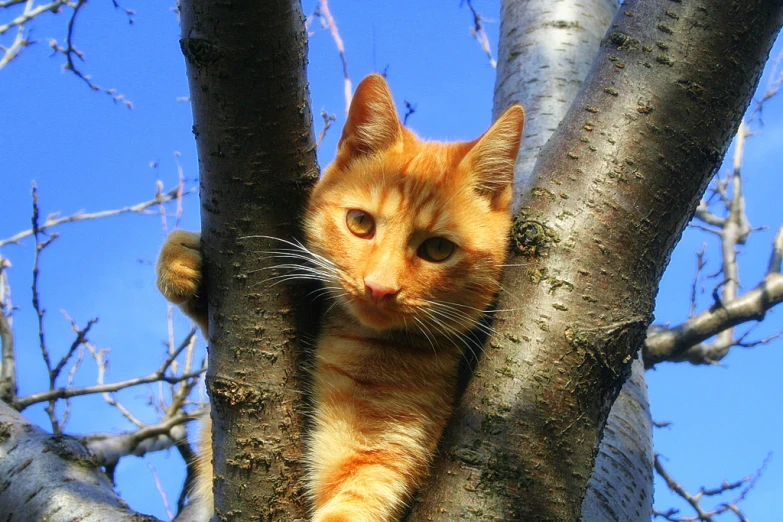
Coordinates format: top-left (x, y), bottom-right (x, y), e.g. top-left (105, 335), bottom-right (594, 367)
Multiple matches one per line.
top-left (1, 1), bottom-right (781, 519)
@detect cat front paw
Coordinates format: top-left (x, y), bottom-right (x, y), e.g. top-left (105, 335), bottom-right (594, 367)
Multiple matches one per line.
top-left (157, 230), bottom-right (202, 305)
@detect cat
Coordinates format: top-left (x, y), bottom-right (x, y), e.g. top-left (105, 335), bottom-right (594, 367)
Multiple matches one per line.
top-left (156, 73), bottom-right (524, 522)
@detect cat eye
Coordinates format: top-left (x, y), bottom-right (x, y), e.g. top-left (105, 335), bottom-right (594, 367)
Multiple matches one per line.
top-left (418, 237), bottom-right (456, 263)
top-left (346, 209), bottom-right (375, 238)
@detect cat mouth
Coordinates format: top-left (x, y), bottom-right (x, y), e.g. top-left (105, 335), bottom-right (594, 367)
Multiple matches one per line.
top-left (348, 299), bottom-right (404, 331)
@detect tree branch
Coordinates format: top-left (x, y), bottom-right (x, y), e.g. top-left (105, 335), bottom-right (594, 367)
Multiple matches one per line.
top-left (409, 0), bottom-right (783, 519)
top-left (0, 400), bottom-right (161, 521)
top-left (180, 0), bottom-right (319, 517)
top-left (12, 329), bottom-right (202, 410)
top-left (0, 184), bottom-right (195, 248)
top-left (644, 255), bottom-right (783, 367)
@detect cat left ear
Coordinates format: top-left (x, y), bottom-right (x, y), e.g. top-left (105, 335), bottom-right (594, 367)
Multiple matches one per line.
top-left (337, 74), bottom-right (404, 158)
top-left (459, 105), bottom-right (524, 208)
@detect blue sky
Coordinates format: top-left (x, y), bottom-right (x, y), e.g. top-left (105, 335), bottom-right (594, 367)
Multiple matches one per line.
top-left (1, 1), bottom-right (781, 519)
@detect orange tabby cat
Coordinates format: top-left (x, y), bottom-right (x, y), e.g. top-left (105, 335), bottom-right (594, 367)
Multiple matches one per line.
top-left (157, 73), bottom-right (523, 522)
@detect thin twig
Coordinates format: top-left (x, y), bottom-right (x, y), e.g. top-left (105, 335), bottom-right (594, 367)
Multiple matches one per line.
top-left (13, 329), bottom-right (201, 410)
top-left (463, 0), bottom-right (496, 68)
top-left (317, 0), bottom-right (352, 115)
top-left (0, 184), bottom-right (196, 248)
top-left (316, 109), bottom-right (336, 149)
top-left (149, 463), bottom-right (175, 521)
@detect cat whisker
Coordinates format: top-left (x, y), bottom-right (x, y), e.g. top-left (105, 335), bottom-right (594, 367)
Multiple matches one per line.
top-left (422, 300), bottom-right (499, 338)
top-left (248, 236), bottom-right (341, 271)
top-left (249, 273), bottom-right (334, 290)
top-left (260, 250), bottom-right (341, 272)
top-left (307, 286), bottom-right (344, 301)
top-left (411, 317), bottom-right (438, 356)
top-left (430, 297), bottom-right (522, 315)
top-left (419, 309), bottom-right (486, 364)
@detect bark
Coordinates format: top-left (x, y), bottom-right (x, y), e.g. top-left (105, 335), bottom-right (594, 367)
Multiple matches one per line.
top-left (489, 2), bottom-right (655, 520)
top-left (407, 0), bottom-right (783, 521)
top-left (493, 0), bottom-right (618, 207)
top-left (179, 0), bottom-right (318, 520)
top-left (0, 400), bottom-right (160, 522)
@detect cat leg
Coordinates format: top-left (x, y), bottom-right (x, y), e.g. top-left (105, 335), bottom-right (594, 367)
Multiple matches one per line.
top-left (156, 230), bottom-right (212, 520)
top-left (308, 353), bottom-right (455, 522)
top-left (310, 434), bottom-right (425, 522)
top-left (156, 229), bottom-right (207, 332)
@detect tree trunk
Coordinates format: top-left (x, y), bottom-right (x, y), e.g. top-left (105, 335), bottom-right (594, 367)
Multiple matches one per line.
top-left (483, 1), bottom-right (656, 520)
top-left (407, 0), bottom-right (783, 521)
top-left (179, 0), bottom-right (318, 519)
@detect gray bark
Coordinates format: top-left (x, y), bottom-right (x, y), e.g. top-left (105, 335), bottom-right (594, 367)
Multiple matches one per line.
top-left (493, 3), bottom-right (654, 520)
top-left (0, 400), bottom-right (160, 522)
top-left (580, 355), bottom-right (652, 522)
top-left (407, 0), bottom-right (783, 520)
top-left (179, 0), bottom-right (318, 519)
top-left (493, 0), bottom-right (618, 209)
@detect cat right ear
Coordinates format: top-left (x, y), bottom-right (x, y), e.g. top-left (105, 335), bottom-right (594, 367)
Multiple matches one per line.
top-left (337, 74), bottom-right (404, 158)
top-left (459, 105), bottom-right (524, 208)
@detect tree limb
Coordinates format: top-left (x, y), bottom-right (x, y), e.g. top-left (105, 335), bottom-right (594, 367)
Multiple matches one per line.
top-left (0, 399), bottom-right (161, 522)
top-left (409, 0), bottom-right (783, 520)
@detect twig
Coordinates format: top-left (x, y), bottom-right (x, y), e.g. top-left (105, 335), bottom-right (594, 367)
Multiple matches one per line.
top-left (403, 100), bottom-right (417, 126)
top-left (0, 184), bottom-right (196, 248)
top-left (653, 453), bottom-right (770, 521)
top-left (45, 0), bottom-right (134, 107)
top-left (688, 245), bottom-right (707, 318)
top-left (29, 183), bottom-right (64, 432)
top-left (149, 463), bottom-right (175, 521)
top-left (317, 0), bottom-right (352, 115)
top-left (54, 310), bottom-right (97, 382)
top-left (316, 109), bottom-right (336, 149)
top-left (13, 329), bottom-right (202, 410)
top-left (462, 0), bottom-right (496, 68)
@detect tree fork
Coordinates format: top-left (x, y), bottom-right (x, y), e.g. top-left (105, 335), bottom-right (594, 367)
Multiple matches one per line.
top-left (180, 0), bottom-right (318, 519)
top-left (408, 0), bottom-right (783, 520)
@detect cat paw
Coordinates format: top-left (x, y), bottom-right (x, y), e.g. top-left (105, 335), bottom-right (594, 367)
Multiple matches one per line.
top-left (156, 230), bottom-right (202, 305)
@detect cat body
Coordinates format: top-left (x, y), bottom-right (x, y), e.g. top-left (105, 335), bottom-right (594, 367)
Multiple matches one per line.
top-left (157, 73), bottom-right (523, 522)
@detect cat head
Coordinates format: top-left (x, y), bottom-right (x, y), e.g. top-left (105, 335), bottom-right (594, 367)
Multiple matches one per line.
top-left (304, 74), bottom-right (524, 335)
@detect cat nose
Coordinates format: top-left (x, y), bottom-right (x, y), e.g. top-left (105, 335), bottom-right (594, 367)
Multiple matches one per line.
top-left (364, 279), bottom-right (399, 302)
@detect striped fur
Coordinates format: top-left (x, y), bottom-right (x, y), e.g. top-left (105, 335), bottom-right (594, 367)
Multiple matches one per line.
top-left (156, 73), bottom-right (523, 521)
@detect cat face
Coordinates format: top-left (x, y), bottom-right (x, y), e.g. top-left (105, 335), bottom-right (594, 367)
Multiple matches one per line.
top-left (304, 74), bottom-right (523, 335)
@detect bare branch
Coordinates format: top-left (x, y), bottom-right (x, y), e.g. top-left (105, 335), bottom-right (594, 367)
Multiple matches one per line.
top-left (13, 329), bottom-right (202, 410)
top-left (316, 0), bottom-right (351, 115)
top-left (0, 400), bottom-right (161, 521)
top-left (316, 108), bottom-right (336, 149)
top-left (0, 183), bottom-right (196, 248)
top-left (81, 409), bottom-right (200, 467)
top-left (653, 453), bottom-right (769, 521)
top-left (0, 256), bottom-right (15, 403)
top-left (0, 0), bottom-right (68, 36)
top-left (645, 118), bottom-right (781, 367)
top-left (463, 0), bottom-right (496, 68)
top-left (149, 463), bottom-right (176, 521)
top-left (644, 273), bottom-right (783, 367)
top-left (768, 225), bottom-right (783, 274)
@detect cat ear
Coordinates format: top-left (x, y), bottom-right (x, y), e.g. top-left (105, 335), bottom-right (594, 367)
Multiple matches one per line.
top-left (459, 105), bottom-right (524, 207)
top-left (337, 74), bottom-right (404, 158)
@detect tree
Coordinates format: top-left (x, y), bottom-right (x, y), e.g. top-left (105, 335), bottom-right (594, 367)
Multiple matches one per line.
top-left (1, 0), bottom-right (782, 521)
